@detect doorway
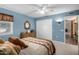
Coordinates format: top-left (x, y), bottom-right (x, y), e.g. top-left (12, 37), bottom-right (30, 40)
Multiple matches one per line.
top-left (64, 16), bottom-right (78, 45)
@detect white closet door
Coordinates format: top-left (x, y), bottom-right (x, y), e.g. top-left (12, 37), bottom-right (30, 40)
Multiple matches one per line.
top-left (36, 19), bottom-right (52, 40)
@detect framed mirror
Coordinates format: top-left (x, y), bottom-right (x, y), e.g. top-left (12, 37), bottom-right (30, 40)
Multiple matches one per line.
top-left (24, 21), bottom-right (30, 29)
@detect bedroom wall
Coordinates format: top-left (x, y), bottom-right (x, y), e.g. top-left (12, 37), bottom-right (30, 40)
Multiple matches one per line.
top-left (36, 10), bottom-right (79, 42)
top-left (0, 8), bottom-right (36, 40)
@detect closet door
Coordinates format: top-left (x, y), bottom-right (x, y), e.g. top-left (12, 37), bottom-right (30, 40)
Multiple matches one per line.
top-left (36, 19), bottom-right (52, 40)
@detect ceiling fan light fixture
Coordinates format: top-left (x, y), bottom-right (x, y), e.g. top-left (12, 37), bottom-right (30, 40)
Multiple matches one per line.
top-left (37, 5), bottom-right (51, 15)
top-left (39, 10), bottom-right (45, 14)
top-left (39, 8), bottom-right (48, 14)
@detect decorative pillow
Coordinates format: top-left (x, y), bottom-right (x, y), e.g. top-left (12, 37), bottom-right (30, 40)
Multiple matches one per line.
top-left (0, 39), bottom-right (4, 44)
top-left (8, 36), bottom-right (28, 49)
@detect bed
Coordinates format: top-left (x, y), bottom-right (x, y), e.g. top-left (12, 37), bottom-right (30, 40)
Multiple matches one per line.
top-left (20, 37), bottom-right (56, 55)
top-left (0, 37), bottom-right (56, 55)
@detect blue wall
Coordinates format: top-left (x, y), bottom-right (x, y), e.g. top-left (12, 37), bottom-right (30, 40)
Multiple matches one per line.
top-left (0, 8), bottom-right (36, 40)
top-left (36, 10), bottom-right (79, 42)
top-left (52, 17), bottom-right (64, 42)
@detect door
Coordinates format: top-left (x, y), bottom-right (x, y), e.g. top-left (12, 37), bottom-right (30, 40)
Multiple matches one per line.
top-left (64, 16), bottom-right (78, 45)
top-left (36, 19), bottom-right (52, 40)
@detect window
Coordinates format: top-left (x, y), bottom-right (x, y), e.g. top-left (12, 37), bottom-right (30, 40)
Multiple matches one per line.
top-left (0, 21), bottom-right (13, 35)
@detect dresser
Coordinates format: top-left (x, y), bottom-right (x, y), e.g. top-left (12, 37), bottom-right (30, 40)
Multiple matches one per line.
top-left (20, 32), bottom-right (36, 38)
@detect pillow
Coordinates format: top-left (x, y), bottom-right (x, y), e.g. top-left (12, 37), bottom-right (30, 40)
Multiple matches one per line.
top-left (0, 39), bottom-right (4, 44)
top-left (8, 36), bottom-right (28, 49)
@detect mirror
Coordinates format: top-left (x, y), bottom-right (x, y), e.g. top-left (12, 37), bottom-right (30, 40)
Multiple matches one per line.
top-left (24, 21), bottom-right (30, 29)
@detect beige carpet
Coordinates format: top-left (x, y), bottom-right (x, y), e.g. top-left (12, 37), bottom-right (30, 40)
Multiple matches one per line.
top-left (53, 41), bottom-right (78, 55)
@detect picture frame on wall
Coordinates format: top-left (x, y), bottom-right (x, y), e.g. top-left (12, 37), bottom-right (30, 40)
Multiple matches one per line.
top-left (24, 21), bottom-right (30, 30)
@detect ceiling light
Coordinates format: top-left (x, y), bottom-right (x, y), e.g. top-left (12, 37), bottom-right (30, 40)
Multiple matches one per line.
top-left (39, 10), bottom-right (45, 14)
top-left (38, 6), bottom-right (48, 14)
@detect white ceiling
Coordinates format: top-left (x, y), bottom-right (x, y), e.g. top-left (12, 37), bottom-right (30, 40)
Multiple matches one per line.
top-left (0, 4), bottom-right (79, 18)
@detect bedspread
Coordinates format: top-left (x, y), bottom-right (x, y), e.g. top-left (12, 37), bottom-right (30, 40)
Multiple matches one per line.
top-left (0, 41), bottom-right (18, 55)
top-left (20, 37), bottom-right (56, 55)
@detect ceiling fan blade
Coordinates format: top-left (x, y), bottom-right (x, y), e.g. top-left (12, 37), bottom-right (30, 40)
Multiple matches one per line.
top-left (30, 4), bottom-right (42, 9)
top-left (27, 10), bottom-right (38, 14)
top-left (27, 4), bottom-right (54, 15)
top-left (30, 4), bottom-right (49, 10)
top-left (49, 9), bottom-right (54, 11)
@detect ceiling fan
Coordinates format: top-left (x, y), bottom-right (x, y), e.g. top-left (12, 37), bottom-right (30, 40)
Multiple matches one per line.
top-left (29, 4), bottom-right (54, 15)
